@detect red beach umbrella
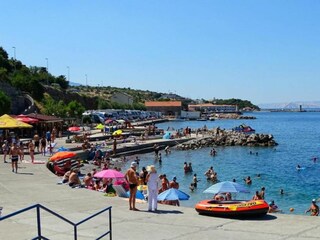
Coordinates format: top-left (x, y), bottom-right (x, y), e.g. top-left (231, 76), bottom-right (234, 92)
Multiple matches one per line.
top-left (15, 114), bottom-right (39, 124)
top-left (68, 126), bottom-right (81, 132)
top-left (105, 119), bottom-right (115, 124)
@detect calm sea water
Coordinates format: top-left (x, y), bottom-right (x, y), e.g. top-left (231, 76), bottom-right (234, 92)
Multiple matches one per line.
top-left (123, 112), bottom-right (320, 215)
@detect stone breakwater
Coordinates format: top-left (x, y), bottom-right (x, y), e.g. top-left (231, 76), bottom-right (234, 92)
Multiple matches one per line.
top-left (177, 128), bottom-right (278, 150)
top-left (212, 113), bottom-right (256, 119)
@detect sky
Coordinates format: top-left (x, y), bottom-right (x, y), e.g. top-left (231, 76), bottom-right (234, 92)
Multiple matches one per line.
top-left (1, 1), bottom-right (320, 105)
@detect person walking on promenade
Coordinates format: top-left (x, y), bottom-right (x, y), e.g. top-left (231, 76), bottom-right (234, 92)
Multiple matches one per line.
top-left (9, 142), bottom-right (21, 173)
top-left (125, 162), bottom-right (139, 211)
top-left (112, 139), bottom-right (117, 155)
top-left (46, 130), bottom-right (51, 145)
top-left (146, 165), bottom-right (159, 212)
top-left (305, 199), bottom-right (319, 216)
top-left (2, 140), bottom-right (9, 163)
top-left (33, 132), bottom-right (40, 153)
top-left (40, 136), bottom-right (46, 156)
top-left (28, 140), bottom-right (35, 163)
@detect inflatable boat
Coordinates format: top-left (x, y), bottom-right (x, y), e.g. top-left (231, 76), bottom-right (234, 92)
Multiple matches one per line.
top-left (195, 199), bottom-right (269, 218)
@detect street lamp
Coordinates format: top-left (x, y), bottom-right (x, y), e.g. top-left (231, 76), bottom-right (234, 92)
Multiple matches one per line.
top-left (12, 47), bottom-right (16, 60)
top-left (12, 47), bottom-right (16, 71)
top-left (67, 66), bottom-right (70, 82)
top-left (45, 58), bottom-right (49, 85)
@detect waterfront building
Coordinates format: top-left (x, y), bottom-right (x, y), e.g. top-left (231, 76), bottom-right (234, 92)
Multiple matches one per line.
top-left (145, 101), bottom-right (182, 117)
top-left (188, 103), bottom-right (238, 113)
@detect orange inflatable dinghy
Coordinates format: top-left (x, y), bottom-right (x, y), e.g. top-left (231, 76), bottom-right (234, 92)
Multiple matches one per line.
top-left (195, 199), bottom-right (269, 218)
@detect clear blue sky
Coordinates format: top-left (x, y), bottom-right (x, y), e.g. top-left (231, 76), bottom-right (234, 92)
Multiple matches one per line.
top-left (1, 1), bottom-right (320, 105)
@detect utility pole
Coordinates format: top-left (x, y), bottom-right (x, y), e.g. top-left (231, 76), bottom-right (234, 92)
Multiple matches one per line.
top-left (45, 58), bottom-right (49, 85)
top-left (12, 47), bottom-right (16, 71)
top-left (67, 66), bottom-right (70, 82)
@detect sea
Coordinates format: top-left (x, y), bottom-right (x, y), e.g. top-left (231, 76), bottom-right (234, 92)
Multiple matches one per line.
top-left (122, 112), bottom-right (320, 215)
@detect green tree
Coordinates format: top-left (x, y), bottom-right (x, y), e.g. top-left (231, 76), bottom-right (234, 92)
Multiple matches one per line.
top-left (42, 95), bottom-right (67, 117)
top-left (55, 75), bottom-right (69, 89)
top-left (0, 90), bottom-right (11, 114)
top-left (67, 100), bottom-right (85, 118)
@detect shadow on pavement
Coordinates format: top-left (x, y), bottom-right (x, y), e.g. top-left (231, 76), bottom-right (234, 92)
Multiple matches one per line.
top-left (16, 172), bottom-right (34, 175)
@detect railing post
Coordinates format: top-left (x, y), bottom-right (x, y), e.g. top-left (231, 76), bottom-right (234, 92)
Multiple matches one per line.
top-left (74, 225), bottom-right (77, 240)
top-left (36, 205), bottom-right (41, 239)
top-left (109, 208), bottom-right (112, 240)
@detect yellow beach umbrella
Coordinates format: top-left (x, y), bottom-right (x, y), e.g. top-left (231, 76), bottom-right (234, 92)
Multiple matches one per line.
top-left (0, 114), bottom-right (33, 129)
top-left (137, 185), bottom-right (148, 191)
top-left (95, 123), bottom-right (104, 130)
top-left (112, 129), bottom-right (122, 136)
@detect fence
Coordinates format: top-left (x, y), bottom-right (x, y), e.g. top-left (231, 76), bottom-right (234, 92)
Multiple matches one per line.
top-left (0, 204), bottom-right (112, 240)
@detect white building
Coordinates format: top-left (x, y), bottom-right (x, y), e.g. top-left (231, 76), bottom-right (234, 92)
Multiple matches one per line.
top-left (110, 92), bottom-right (134, 105)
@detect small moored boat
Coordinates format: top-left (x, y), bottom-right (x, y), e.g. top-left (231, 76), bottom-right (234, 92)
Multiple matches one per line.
top-left (232, 124), bottom-right (255, 134)
top-left (195, 199), bottom-right (269, 218)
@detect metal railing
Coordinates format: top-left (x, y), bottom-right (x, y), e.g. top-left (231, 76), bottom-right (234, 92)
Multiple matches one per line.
top-left (0, 204), bottom-right (112, 240)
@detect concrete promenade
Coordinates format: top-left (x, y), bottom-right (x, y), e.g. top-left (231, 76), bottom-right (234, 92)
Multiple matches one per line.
top-left (0, 134), bottom-right (320, 239)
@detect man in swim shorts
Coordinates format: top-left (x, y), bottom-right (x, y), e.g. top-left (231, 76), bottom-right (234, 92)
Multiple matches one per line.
top-left (9, 143), bottom-right (21, 173)
top-left (125, 162), bottom-right (139, 211)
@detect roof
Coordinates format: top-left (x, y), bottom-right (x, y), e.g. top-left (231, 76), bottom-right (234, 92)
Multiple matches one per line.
top-left (27, 113), bottom-right (63, 122)
top-left (145, 101), bottom-right (182, 107)
top-left (188, 104), bottom-right (236, 107)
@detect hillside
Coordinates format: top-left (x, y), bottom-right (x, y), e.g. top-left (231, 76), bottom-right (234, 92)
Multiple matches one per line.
top-left (0, 46), bottom-right (259, 116)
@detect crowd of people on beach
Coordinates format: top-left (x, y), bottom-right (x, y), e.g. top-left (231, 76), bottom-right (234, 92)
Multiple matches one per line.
top-left (2, 122), bottom-right (319, 217)
top-left (1, 127), bottom-right (62, 172)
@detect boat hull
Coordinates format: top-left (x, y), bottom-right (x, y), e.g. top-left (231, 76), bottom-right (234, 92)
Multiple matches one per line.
top-left (195, 199), bottom-right (269, 218)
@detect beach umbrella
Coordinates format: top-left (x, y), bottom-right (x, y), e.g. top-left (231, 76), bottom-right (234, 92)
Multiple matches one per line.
top-left (56, 146), bottom-right (69, 152)
top-left (112, 129), bottom-right (122, 136)
top-left (137, 185), bottom-right (148, 191)
top-left (0, 114), bottom-right (33, 129)
top-left (68, 126), bottom-right (81, 132)
top-left (94, 169), bottom-right (125, 179)
top-left (105, 119), bottom-right (115, 124)
top-left (116, 119), bottom-right (126, 124)
top-left (50, 151), bottom-right (77, 161)
top-left (127, 190), bottom-right (145, 200)
top-left (15, 114), bottom-right (39, 124)
top-left (203, 181), bottom-right (249, 194)
top-left (95, 123), bottom-right (104, 130)
top-left (163, 132), bottom-right (171, 139)
top-left (157, 188), bottom-right (190, 201)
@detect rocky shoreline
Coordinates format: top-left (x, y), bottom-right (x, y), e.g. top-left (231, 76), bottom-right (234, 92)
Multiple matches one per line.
top-left (212, 113), bottom-right (256, 119)
top-left (176, 127), bottom-right (277, 150)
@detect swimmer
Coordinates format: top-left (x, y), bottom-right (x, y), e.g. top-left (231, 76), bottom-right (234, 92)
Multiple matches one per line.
top-left (280, 189), bottom-right (284, 195)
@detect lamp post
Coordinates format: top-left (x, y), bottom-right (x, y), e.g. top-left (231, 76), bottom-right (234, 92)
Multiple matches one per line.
top-left (12, 47), bottom-right (16, 60)
top-left (45, 58), bottom-right (49, 85)
top-left (12, 47), bottom-right (16, 71)
top-left (85, 74), bottom-right (88, 86)
top-left (67, 66), bottom-right (70, 82)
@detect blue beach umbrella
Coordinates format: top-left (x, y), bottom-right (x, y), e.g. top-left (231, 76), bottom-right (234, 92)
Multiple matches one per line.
top-left (162, 132), bottom-right (171, 139)
top-left (127, 190), bottom-right (145, 200)
top-left (203, 181), bottom-right (250, 194)
top-left (157, 188), bottom-right (190, 201)
top-left (57, 146), bottom-right (70, 152)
